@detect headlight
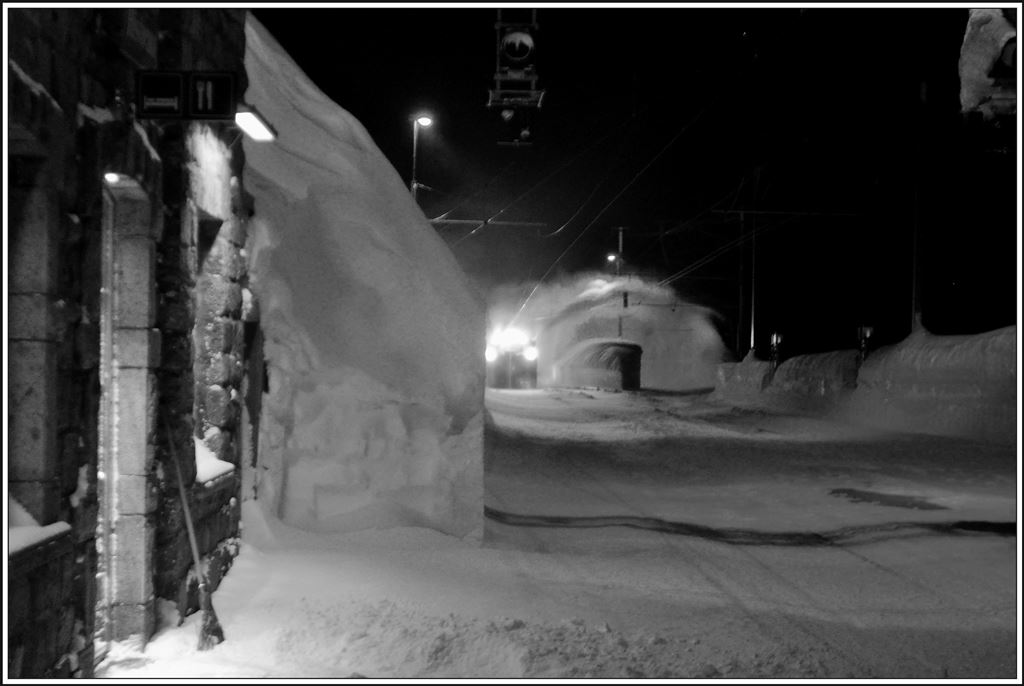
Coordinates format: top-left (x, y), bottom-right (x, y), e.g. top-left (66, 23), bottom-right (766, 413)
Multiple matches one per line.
top-left (522, 345), bottom-right (538, 362)
top-left (490, 327), bottom-right (529, 350)
top-left (485, 345), bottom-right (498, 363)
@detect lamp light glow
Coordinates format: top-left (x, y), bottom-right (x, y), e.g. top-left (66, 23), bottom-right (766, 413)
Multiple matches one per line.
top-left (103, 172), bottom-right (121, 184)
top-left (235, 105), bottom-right (278, 142)
top-left (415, 115), bottom-right (433, 127)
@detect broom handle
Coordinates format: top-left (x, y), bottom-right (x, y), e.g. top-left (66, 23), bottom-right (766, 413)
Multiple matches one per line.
top-left (166, 417), bottom-right (207, 589)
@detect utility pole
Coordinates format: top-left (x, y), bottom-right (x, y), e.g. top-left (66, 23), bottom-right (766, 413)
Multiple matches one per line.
top-left (616, 226), bottom-right (625, 337)
top-left (748, 210), bottom-right (755, 354)
top-left (714, 206), bottom-right (860, 358)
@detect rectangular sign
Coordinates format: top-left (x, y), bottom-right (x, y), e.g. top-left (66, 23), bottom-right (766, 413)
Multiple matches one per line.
top-left (136, 71), bottom-right (236, 120)
top-left (187, 72), bottom-right (235, 120)
top-left (136, 71), bottom-right (184, 118)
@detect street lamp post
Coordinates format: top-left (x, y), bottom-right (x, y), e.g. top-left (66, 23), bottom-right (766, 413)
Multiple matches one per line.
top-left (411, 114), bottom-right (433, 202)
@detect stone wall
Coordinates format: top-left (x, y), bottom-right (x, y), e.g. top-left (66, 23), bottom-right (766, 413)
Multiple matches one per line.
top-left (7, 7), bottom-right (252, 677)
top-left (7, 531), bottom-right (77, 678)
top-left (150, 9), bottom-right (251, 622)
top-left (7, 8), bottom-right (148, 676)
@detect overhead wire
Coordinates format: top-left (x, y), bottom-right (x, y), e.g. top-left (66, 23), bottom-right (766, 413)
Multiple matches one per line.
top-left (629, 179), bottom-right (748, 264)
top-left (430, 159), bottom-right (520, 223)
top-left (509, 102), bottom-right (713, 327)
top-left (657, 214), bottom-right (798, 288)
top-left (451, 107), bottom-right (645, 247)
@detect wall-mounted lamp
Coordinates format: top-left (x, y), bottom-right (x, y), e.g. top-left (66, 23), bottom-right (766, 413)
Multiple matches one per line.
top-left (235, 103), bottom-right (277, 142)
top-left (103, 172), bottom-right (121, 184)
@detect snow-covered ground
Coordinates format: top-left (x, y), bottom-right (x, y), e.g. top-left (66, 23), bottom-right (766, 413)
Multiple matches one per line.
top-left (97, 388), bottom-right (1018, 679)
top-left (93, 11), bottom-right (1019, 682)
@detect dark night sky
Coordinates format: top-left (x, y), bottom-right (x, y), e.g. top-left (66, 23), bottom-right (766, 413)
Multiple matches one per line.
top-left (252, 5), bottom-right (1018, 358)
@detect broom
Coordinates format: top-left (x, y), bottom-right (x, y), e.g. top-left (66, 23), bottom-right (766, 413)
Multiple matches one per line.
top-left (166, 416), bottom-right (225, 650)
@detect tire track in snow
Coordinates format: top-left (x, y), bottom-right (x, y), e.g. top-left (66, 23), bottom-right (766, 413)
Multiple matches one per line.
top-left (512, 445), bottom-right (1014, 678)
top-left (539, 456), bottom-right (869, 678)
top-left (484, 507), bottom-right (1015, 546)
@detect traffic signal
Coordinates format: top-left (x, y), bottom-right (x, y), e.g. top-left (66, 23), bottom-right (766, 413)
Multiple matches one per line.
top-left (487, 9), bottom-right (545, 146)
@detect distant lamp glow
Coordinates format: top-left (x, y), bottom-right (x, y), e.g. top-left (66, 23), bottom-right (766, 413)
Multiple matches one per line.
top-left (522, 344), bottom-right (539, 362)
top-left (415, 115), bottom-right (433, 128)
top-left (485, 345), bottom-right (498, 363)
top-left (235, 104), bottom-right (278, 142)
top-left (606, 253), bottom-right (617, 263)
top-left (103, 172), bottom-right (121, 184)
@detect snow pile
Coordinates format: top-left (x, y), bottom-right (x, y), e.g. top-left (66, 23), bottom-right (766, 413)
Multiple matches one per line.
top-left (241, 13), bottom-right (485, 540)
top-left (8, 496), bottom-right (71, 556)
top-left (958, 8), bottom-right (1017, 119)
top-left (489, 273), bottom-right (726, 391)
top-left (711, 349), bottom-right (772, 403)
top-left (712, 326), bottom-right (1017, 445)
top-left (840, 325), bottom-right (1017, 444)
top-left (765, 349), bottom-right (861, 412)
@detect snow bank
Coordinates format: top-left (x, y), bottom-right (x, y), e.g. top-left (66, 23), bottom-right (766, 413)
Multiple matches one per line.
top-left (242, 13), bottom-right (485, 540)
top-left (713, 326), bottom-right (1017, 445)
top-left (765, 349), bottom-right (861, 413)
top-left (840, 326), bottom-right (1017, 445)
top-left (958, 8), bottom-right (1017, 120)
top-left (490, 273), bottom-right (726, 391)
top-left (710, 350), bottom-right (772, 404)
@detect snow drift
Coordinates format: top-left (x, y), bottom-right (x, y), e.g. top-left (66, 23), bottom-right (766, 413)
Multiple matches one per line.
top-left (841, 325), bottom-right (1017, 445)
top-left (713, 326), bottom-right (1017, 445)
top-left (241, 13), bottom-right (485, 540)
top-left (489, 273), bottom-right (727, 391)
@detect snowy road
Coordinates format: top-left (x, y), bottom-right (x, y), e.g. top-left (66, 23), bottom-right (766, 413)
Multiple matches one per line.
top-left (480, 388), bottom-right (1018, 679)
top-left (98, 387), bottom-right (1018, 679)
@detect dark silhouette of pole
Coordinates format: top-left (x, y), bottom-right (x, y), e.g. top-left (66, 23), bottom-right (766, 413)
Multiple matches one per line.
top-left (617, 226), bottom-right (624, 337)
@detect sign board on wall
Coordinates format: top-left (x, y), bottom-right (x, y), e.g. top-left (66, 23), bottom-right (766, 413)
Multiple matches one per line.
top-left (136, 71), bottom-right (236, 120)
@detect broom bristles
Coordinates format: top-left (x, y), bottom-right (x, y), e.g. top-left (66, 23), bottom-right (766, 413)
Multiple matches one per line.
top-left (196, 584), bottom-right (225, 651)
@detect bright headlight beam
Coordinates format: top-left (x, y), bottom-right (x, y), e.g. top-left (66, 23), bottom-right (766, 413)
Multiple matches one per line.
top-left (522, 345), bottom-right (538, 362)
top-left (485, 345), bottom-right (498, 362)
top-left (490, 327), bottom-right (529, 351)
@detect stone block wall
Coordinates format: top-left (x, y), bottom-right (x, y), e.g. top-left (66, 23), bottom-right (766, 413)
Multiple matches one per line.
top-left (151, 8), bottom-right (251, 622)
top-left (7, 7), bottom-right (252, 677)
top-left (7, 531), bottom-right (78, 678)
top-left (7, 8), bottom-right (145, 676)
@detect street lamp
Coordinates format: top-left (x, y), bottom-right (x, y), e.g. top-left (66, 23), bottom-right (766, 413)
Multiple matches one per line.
top-left (411, 114), bottom-right (433, 202)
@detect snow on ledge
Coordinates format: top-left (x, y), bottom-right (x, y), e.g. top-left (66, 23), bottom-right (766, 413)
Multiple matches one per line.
top-left (8, 498), bottom-right (71, 557)
top-left (195, 432), bottom-right (235, 487)
top-left (9, 58), bottom-right (63, 113)
top-left (9, 523), bottom-right (72, 557)
top-left (77, 102), bottom-right (115, 126)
